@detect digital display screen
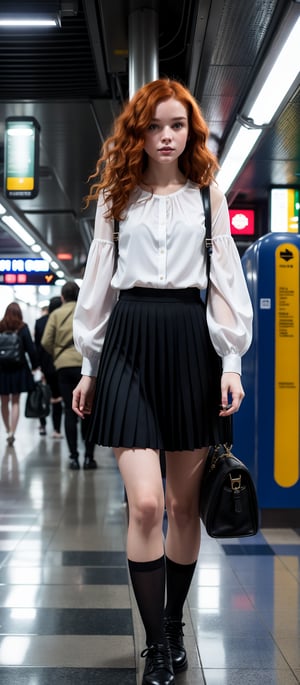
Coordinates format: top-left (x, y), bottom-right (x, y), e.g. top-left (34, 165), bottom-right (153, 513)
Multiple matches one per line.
top-left (0, 258), bottom-right (57, 285)
top-left (4, 117), bottom-right (40, 199)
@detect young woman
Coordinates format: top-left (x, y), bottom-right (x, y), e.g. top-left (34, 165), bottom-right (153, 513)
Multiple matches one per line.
top-left (0, 302), bottom-right (37, 445)
top-left (72, 79), bottom-right (253, 685)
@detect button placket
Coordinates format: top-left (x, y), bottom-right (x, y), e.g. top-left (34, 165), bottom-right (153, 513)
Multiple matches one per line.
top-left (158, 198), bottom-right (167, 283)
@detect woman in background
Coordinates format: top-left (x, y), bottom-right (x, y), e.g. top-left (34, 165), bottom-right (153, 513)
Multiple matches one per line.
top-left (0, 302), bottom-right (37, 446)
top-left (34, 295), bottom-right (63, 438)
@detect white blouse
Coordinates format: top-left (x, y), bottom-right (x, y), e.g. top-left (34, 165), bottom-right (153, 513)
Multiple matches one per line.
top-left (73, 180), bottom-right (253, 376)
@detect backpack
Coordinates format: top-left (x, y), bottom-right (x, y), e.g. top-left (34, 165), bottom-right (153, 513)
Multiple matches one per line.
top-left (0, 330), bottom-right (25, 368)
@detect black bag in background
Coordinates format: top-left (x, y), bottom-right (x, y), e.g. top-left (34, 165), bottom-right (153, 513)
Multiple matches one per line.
top-left (25, 381), bottom-right (51, 419)
top-left (0, 331), bottom-right (25, 368)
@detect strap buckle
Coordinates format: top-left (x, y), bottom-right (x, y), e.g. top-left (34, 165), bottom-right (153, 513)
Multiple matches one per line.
top-left (205, 237), bottom-right (213, 255)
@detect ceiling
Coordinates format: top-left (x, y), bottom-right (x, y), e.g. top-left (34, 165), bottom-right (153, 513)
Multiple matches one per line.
top-left (0, 0), bottom-right (299, 280)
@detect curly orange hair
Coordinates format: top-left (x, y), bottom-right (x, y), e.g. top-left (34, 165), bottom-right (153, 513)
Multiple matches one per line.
top-left (86, 78), bottom-right (219, 220)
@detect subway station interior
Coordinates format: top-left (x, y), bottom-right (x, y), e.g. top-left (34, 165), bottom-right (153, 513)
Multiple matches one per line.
top-left (0, 1), bottom-right (300, 683)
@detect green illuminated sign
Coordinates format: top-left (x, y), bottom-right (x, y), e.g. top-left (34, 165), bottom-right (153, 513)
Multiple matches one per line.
top-left (4, 116), bottom-right (40, 199)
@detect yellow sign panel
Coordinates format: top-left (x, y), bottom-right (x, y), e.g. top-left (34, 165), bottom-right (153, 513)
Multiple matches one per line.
top-left (6, 177), bottom-right (34, 191)
top-left (274, 243), bottom-right (299, 487)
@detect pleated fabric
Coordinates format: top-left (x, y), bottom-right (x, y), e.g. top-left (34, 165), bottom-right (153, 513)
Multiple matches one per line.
top-left (88, 288), bottom-right (223, 451)
top-left (0, 364), bottom-right (35, 395)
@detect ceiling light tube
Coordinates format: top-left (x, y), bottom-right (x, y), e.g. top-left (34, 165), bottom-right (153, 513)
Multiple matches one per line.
top-left (248, 16), bottom-right (300, 126)
top-left (217, 4), bottom-right (300, 194)
top-left (40, 250), bottom-right (52, 263)
top-left (1, 215), bottom-right (35, 246)
top-left (0, 14), bottom-right (60, 28)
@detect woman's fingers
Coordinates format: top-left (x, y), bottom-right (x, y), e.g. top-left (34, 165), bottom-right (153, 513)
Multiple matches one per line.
top-left (219, 372), bottom-right (245, 416)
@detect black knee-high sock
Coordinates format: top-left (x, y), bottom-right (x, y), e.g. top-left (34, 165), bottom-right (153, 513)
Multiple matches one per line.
top-left (128, 556), bottom-right (165, 646)
top-left (165, 556), bottom-right (197, 620)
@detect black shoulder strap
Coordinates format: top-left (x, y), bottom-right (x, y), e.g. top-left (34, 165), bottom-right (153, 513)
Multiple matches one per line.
top-left (201, 185), bottom-right (212, 305)
top-left (114, 218), bottom-right (119, 268)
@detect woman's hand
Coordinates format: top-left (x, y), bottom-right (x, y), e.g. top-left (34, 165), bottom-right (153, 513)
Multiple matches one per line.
top-left (219, 372), bottom-right (245, 416)
top-left (72, 375), bottom-right (97, 418)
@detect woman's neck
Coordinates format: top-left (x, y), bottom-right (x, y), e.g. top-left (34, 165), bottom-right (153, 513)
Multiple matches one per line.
top-left (141, 162), bottom-right (186, 194)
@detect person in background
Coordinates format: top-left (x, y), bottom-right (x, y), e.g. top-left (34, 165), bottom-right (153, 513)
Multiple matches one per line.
top-left (0, 302), bottom-right (38, 446)
top-left (34, 296), bottom-right (63, 438)
top-left (41, 281), bottom-right (97, 470)
top-left (71, 78), bottom-right (253, 685)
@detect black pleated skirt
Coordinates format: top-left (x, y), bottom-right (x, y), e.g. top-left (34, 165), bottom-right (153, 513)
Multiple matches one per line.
top-left (0, 363), bottom-right (35, 395)
top-left (88, 288), bottom-right (223, 451)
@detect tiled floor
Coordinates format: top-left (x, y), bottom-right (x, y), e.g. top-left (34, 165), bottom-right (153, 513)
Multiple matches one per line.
top-left (0, 401), bottom-right (299, 684)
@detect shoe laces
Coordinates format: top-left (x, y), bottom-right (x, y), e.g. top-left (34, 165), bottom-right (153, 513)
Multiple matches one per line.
top-left (141, 643), bottom-right (170, 671)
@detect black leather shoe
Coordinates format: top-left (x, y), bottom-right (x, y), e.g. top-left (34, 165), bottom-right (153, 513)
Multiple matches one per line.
top-left (164, 618), bottom-right (188, 673)
top-left (83, 458), bottom-right (98, 470)
top-left (141, 642), bottom-right (175, 685)
top-left (69, 458), bottom-right (80, 470)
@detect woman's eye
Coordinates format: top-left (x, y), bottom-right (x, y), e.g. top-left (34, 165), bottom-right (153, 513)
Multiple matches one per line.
top-left (148, 123), bottom-right (158, 131)
top-left (173, 122), bottom-right (183, 129)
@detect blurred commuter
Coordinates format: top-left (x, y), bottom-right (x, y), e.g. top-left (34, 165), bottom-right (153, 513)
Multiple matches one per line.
top-left (0, 302), bottom-right (38, 445)
top-left (34, 296), bottom-right (63, 438)
top-left (41, 281), bottom-right (97, 469)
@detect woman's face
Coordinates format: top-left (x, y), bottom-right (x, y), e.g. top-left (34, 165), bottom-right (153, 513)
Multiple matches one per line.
top-left (143, 97), bottom-right (189, 165)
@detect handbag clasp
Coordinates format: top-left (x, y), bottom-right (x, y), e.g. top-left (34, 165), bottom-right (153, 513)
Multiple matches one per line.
top-left (230, 474), bottom-right (241, 491)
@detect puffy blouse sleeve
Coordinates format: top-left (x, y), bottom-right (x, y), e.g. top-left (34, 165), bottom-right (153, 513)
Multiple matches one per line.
top-left (206, 187), bottom-right (253, 375)
top-left (73, 194), bottom-right (118, 376)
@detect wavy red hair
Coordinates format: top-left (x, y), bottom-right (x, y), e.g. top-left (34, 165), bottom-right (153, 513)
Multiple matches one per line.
top-left (85, 78), bottom-right (219, 220)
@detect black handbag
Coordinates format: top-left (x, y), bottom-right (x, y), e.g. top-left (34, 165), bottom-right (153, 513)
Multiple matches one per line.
top-left (200, 442), bottom-right (259, 537)
top-left (25, 381), bottom-right (51, 419)
top-left (200, 186), bottom-right (259, 538)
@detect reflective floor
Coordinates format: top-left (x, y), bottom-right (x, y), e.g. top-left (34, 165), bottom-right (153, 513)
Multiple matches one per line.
top-left (0, 400), bottom-right (299, 684)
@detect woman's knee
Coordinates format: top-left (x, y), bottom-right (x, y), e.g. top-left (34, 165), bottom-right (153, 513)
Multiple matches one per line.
top-left (130, 492), bottom-right (164, 531)
top-left (165, 495), bottom-right (198, 528)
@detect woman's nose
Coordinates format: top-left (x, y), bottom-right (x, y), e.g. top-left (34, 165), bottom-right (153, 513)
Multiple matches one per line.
top-left (161, 127), bottom-right (172, 141)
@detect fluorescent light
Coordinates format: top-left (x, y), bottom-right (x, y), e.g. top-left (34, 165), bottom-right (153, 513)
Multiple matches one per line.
top-left (217, 127), bottom-right (262, 194)
top-left (56, 271), bottom-right (65, 278)
top-left (217, 7), bottom-right (300, 194)
top-left (31, 243), bottom-right (42, 253)
top-left (0, 20), bottom-right (57, 27)
top-left (0, 16), bottom-right (59, 28)
top-left (51, 260), bottom-right (59, 269)
top-left (40, 250), bottom-right (52, 263)
top-left (0, 203), bottom-right (6, 215)
top-left (249, 17), bottom-right (300, 125)
top-left (1, 215), bottom-right (35, 246)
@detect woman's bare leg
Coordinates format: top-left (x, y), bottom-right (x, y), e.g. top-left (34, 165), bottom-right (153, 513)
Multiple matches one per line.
top-left (0, 395), bottom-right (10, 432)
top-left (164, 447), bottom-right (208, 654)
top-left (114, 447), bottom-right (165, 560)
top-left (10, 394), bottom-right (20, 435)
top-left (114, 447), bottom-right (168, 649)
top-left (165, 448), bottom-right (208, 564)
